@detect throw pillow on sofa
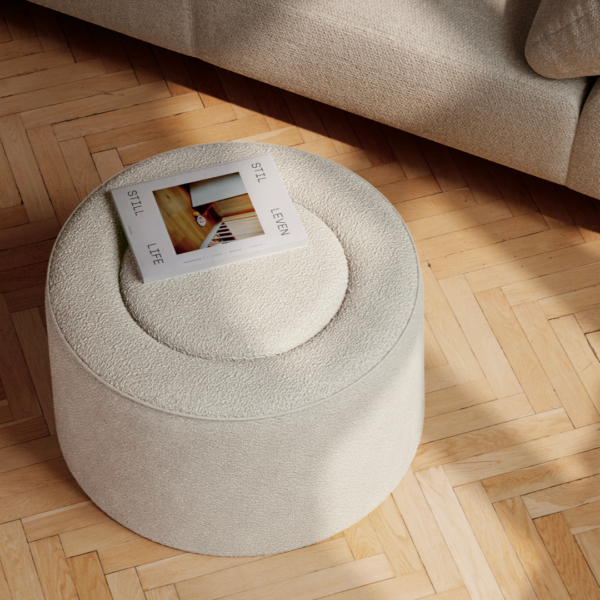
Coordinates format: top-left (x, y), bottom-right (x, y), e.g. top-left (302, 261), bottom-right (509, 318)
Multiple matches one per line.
top-left (526, 0), bottom-right (600, 79)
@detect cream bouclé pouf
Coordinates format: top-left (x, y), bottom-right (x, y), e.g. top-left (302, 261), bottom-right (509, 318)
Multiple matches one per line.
top-left (47, 142), bottom-right (424, 557)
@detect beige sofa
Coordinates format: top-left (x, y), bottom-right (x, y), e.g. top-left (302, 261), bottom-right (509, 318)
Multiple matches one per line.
top-left (30, 0), bottom-right (600, 200)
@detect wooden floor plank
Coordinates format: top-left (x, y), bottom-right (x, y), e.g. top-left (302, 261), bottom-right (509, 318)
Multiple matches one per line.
top-left (422, 265), bottom-right (483, 385)
top-left (59, 136), bottom-right (101, 200)
top-left (369, 495), bottom-right (422, 576)
top-left (53, 86), bottom-right (194, 141)
top-left (0, 69), bottom-right (138, 117)
top-left (197, 554), bottom-right (394, 600)
top-left (347, 113), bottom-right (395, 167)
top-left (85, 101), bottom-right (235, 153)
top-left (382, 126), bottom-right (431, 179)
top-left (417, 212), bottom-right (548, 261)
top-left (106, 568), bottom-right (146, 600)
top-left (0, 57), bottom-right (105, 98)
top-left (444, 421), bottom-right (599, 487)
top-left (23, 500), bottom-right (109, 542)
top-left (551, 315), bottom-right (600, 413)
top-left (30, 535), bottom-right (79, 600)
top-left (535, 512), bottom-right (600, 600)
top-left (466, 238), bottom-right (600, 293)
top-left (451, 150), bottom-right (501, 204)
top-left (393, 188), bottom-right (476, 222)
top-left (28, 124), bottom-right (80, 224)
top-left (523, 473), bottom-right (600, 518)
top-left (1, 0), bottom-right (36, 40)
top-left (27, 2), bottom-right (67, 51)
top-left (120, 36), bottom-right (162, 85)
top-left (563, 499), bottom-right (600, 535)
top-left (522, 173), bottom-right (574, 229)
top-left (454, 482), bottom-right (536, 600)
top-left (476, 287), bottom-right (561, 412)
top-left (176, 538), bottom-right (353, 600)
top-left (513, 301), bottom-right (600, 426)
top-left (118, 114), bottom-right (269, 165)
top-left (89, 24), bottom-right (130, 73)
top-left (68, 551), bottom-right (112, 600)
top-left (379, 174), bottom-right (441, 204)
top-left (576, 527), bottom-right (600, 584)
top-left (0, 36), bottom-right (42, 62)
top-left (483, 445), bottom-right (600, 503)
top-left (439, 275), bottom-right (522, 398)
top-left (152, 46), bottom-right (195, 96)
top-left (0, 477), bottom-right (87, 523)
top-left (92, 148), bottom-right (124, 182)
top-left (137, 553), bottom-right (263, 591)
top-left (415, 408), bottom-right (572, 473)
top-left (0, 113), bottom-right (54, 221)
top-left (421, 394), bottom-right (532, 444)
top-left (540, 284), bottom-right (600, 319)
top-left (494, 497), bottom-right (570, 600)
top-left (424, 317), bottom-right (448, 370)
top-left (424, 379), bottom-right (495, 419)
top-left (408, 200), bottom-right (512, 242)
top-left (415, 467), bottom-right (503, 600)
top-left (0, 46), bottom-right (73, 80)
top-left (576, 306), bottom-right (600, 334)
top-left (98, 537), bottom-right (184, 574)
top-left (21, 80), bottom-right (169, 130)
top-left (0, 520), bottom-right (45, 600)
top-left (343, 514), bottom-right (383, 560)
top-left (485, 160), bottom-right (538, 216)
top-left (0, 434), bottom-right (62, 475)
top-left (0, 457), bottom-right (71, 500)
top-left (0, 293), bottom-right (40, 418)
top-left (184, 57), bottom-right (228, 108)
top-left (56, 13), bottom-right (99, 64)
top-left (503, 260), bottom-right (600, 306)
top-left (61, 518), bottom-right (141, 558)
top-left (430, 225), bottom-right (583, 280)
top-left (393, 468), bottom-right (463, 593)
top-left (416, 138), bottom-right (466, 192)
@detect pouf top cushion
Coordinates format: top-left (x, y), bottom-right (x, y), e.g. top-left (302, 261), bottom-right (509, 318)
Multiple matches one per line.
top-left (48, 142), bottom-right (419, 420)
top-left (119, 203), bottom-right (348, 360)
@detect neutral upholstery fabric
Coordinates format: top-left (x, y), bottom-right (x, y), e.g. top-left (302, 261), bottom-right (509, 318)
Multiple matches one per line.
top-left (567, 78), bottom-right (600, 197)
top-left (47, 142), bottom-right (424, 555)
top-left (120, 204), bottom-right (349, 360)
top-left (33, 0), bottom-right (590, 186)
top-left (526, 0), bottom-right (600, 79)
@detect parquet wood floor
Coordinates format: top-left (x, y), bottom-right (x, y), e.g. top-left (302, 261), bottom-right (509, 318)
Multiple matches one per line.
top-left (1, 2), bottom-right (600, 599)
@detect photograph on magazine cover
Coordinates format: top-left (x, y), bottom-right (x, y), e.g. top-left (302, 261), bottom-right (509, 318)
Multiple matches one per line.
top-left (153, 172), bottom-right (265, 255)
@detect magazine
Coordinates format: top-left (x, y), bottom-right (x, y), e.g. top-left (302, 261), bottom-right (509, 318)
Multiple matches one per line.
top-left (110, 154), bottom-right (307, 283)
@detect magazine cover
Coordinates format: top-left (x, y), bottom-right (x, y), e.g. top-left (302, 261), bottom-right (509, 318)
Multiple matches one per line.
top-left (110, 154), bottom-right (307, 283)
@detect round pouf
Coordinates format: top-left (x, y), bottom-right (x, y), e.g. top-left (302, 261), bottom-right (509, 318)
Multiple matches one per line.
top-left (47, 142), bottom-right (423, 557)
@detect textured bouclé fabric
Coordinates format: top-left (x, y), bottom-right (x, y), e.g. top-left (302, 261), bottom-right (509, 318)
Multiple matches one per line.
top-left (526, 0), bottom-right (600, 79)
top-left (47, 143), bottom-right (424, 556)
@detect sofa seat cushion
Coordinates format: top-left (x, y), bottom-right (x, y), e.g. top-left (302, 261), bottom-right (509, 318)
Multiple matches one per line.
top-left (526, 0), bottom-right (600, 79)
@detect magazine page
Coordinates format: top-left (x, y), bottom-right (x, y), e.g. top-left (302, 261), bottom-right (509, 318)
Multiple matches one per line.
top-left (110, 154), bottom-right (307, 283)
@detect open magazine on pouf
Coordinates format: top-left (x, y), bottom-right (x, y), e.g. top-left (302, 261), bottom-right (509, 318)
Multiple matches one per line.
top-left (110, 154), bottom-right (307, 283)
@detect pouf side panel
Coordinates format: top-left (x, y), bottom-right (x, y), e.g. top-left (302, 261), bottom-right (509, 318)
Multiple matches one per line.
top-left (48, 281), bottom-right (424, 557)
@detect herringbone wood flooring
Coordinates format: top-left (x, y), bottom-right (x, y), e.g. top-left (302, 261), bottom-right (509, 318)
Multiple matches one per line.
top-left (1, 2), bottom-right (600, 599)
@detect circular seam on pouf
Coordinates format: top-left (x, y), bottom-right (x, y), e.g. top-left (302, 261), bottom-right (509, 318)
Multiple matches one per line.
top-left (48, 142), bottom-right (420, 420)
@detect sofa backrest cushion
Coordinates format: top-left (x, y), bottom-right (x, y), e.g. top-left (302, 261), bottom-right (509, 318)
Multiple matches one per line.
top-left (526, 0), bottom-right (600, 79)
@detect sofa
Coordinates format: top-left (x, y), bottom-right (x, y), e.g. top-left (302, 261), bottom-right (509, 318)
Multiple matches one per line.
top-left (30, 0), bottom-right (600, 200)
